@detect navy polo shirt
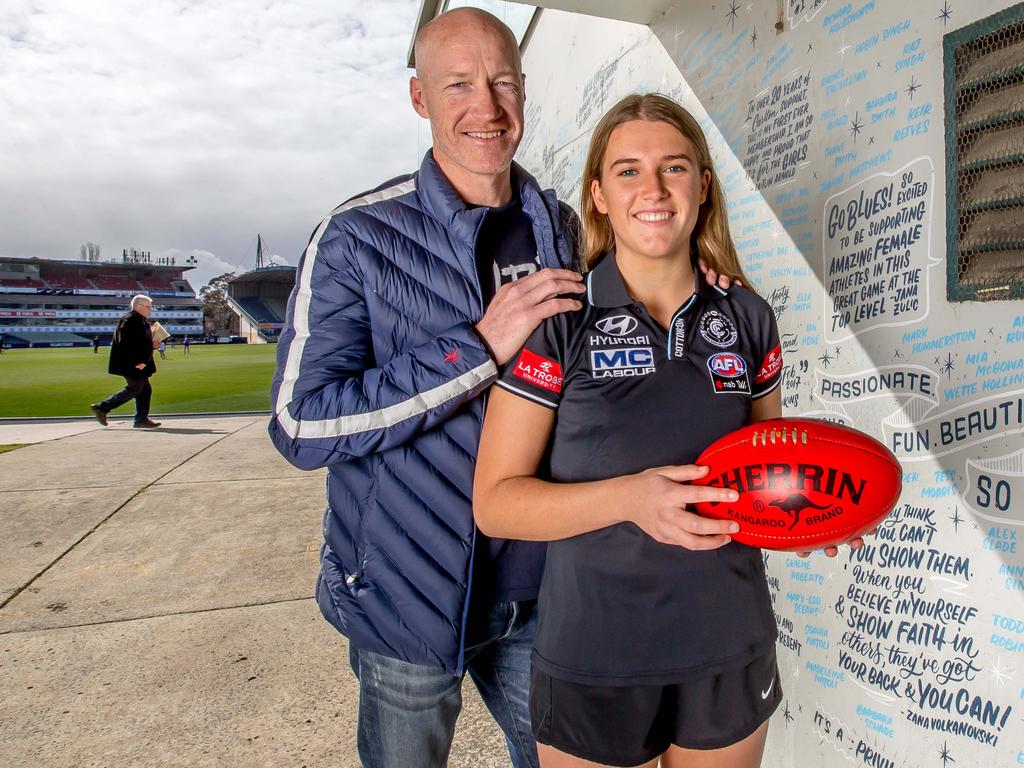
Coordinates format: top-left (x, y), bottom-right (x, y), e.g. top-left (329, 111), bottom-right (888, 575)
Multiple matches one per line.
top-left (495, 252), bottom-right (783, 685)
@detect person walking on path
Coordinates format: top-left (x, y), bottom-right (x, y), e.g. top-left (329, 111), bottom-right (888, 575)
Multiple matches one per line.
top-left (182, 336), bottom-right (190, 355)
top-left (92, 335), bottom-right (100, 353)
top-left (158, 340), bottom-right (166, 359)
top-left (90, 294), bottom-right (161, 428)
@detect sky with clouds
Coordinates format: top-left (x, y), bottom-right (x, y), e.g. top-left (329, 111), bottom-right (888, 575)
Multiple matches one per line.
top-left (0, 0), bottom-right (430, 288)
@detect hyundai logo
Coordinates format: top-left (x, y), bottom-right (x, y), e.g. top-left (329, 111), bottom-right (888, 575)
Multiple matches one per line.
top-left (596, 315), bottom-right (639, 336)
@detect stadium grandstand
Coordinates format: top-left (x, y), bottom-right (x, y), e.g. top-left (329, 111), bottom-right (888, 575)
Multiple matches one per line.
top-left (227, 267), bottom-right (294, 343)
top-left (0, 249), bottom-right (204, 348)
top-left (226, 236), bottom-right (294, 343)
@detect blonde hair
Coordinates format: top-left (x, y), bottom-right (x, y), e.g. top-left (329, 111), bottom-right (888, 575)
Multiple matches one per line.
top-left (580, 93), bottom-right (748, 286)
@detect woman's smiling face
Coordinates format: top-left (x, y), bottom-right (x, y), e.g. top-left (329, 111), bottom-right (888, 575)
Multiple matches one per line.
top-left (591, 119), bottom-right (710, 264)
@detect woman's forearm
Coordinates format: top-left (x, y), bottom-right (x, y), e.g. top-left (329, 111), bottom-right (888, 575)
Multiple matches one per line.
top-left (473, 388), bottom-right (740, 548)
top-left (474, 473), bottom-right (634, 541)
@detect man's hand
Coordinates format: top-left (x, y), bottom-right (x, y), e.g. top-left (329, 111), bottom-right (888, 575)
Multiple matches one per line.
top-left (152, 339), bottom-right (161, 350)
top-left (135, 363), bottom-right (146, 370)
top-left (476, 268), bottom-right (585, 365)
top-left (697, 258), bottom-right (742, 291)
top-left (622, 464), bottom-right (739, 550)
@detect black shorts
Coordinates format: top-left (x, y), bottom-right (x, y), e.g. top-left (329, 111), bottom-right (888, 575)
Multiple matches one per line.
top-left (530, 647), bottom-right (782, 767)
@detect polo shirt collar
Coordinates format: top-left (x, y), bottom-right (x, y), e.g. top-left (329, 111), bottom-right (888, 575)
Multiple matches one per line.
top-left (586, 251), bottom-right (729, 309)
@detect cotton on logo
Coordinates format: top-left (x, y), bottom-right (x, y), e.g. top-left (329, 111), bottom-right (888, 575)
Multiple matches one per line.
top-left (596, 315), bottom-right (639, 336)
top-left (707, 353), bottom-right (747, 378)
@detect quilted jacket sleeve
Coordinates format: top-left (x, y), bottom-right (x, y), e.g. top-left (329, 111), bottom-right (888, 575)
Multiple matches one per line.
top-left (268, 222), bottom-right (497, 470)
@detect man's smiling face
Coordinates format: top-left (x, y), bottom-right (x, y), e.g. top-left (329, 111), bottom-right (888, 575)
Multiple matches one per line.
top-left (410, 11), bottom-right (525, 196)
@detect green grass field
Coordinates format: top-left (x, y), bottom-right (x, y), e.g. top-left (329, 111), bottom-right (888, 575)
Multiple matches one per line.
top-left (0, 344), bottom-right (279, 418)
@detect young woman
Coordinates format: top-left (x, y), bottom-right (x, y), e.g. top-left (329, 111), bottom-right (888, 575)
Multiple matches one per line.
top-left (474, 94), bottom-right (786, 768)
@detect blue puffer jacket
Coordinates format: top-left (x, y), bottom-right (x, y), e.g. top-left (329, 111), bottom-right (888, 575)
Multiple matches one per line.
top-left (269, 152), bottom-right (577, 674)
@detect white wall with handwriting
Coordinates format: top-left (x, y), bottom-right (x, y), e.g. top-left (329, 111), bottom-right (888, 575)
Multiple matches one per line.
top-left (519, 3), bottom-right (1024, 766)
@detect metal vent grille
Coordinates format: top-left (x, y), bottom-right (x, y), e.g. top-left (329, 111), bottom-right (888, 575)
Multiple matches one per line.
top-left (945, 4), bottom-right (1024, 301)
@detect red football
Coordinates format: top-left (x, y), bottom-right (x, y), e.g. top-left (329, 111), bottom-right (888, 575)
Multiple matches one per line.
top-left (691, 418), bottom-right (902, 551)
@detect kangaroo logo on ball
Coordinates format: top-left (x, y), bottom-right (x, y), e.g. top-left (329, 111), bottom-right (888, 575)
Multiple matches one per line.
top-left (768, 492), bottom-right (833, 530)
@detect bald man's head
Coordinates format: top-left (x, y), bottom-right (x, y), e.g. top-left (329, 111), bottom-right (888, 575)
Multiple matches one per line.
top-left (408, 7), bottom-right (526, 206)
top-left (413, 7), bottom-right (521, 79)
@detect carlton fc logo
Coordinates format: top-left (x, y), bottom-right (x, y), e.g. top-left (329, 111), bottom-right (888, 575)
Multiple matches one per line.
top-left (699, 310), bottom-right (738, 348)
top-left (596, 315), bottom-right (639, 336)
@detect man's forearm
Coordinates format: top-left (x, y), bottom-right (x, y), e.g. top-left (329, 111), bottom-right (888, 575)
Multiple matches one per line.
top-left (270, 321), bottom-right (496, 469)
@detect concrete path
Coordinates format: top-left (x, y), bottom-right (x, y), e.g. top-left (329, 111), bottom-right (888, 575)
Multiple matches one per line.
top-left (1, 416), bottom-right (507, 767)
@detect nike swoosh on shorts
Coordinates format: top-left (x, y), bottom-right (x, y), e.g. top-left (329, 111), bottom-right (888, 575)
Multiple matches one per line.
top-left (761, 677), bottom-right (775, 700)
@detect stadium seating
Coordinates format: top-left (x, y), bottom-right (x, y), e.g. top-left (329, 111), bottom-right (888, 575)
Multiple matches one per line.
top-left (1, 258), bottom-right (204, 345)
top-left (92, 276), bottom-right (143, 291)
top-left (263, 297), bottom-right (287, 322)
top-left (45, 276), bottom-right (94, 290)
top-left (235, 296), bottom-right (278, 323)
top-left (6, 331), bottom-right (92, 345)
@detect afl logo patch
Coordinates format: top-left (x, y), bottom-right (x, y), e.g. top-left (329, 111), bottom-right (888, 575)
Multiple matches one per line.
top-left (707, 352), bottom-right (746, 378)
top-left (699, 310), bottom-right (737, 348)
top-left (595, 315), bottom-right (639, 336)
top-left (707, 352), bottom-right (750, 394)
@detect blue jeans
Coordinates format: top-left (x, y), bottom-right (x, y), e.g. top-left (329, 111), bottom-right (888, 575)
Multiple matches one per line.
top-left (348, 600), bottom-right (538, 768)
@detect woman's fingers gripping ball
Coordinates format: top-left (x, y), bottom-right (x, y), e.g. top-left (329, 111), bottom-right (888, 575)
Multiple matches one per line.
top-left (631, 464), bottom-right (739, 550)
top-left (797, 528), bottom-right (874, 558)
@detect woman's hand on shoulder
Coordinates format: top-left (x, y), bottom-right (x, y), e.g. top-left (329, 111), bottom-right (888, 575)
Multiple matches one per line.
top-left (622, 464), bottom-right (739, 550)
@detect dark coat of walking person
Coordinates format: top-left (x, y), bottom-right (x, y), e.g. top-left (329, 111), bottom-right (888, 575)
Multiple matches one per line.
top-left (90, 294), bottom-right (161, 428)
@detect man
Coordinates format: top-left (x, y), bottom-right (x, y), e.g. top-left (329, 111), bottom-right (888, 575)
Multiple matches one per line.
top-left (269, 9), bottom-right (584, 767)
top-left (90, 294), bottom-right (161, 428)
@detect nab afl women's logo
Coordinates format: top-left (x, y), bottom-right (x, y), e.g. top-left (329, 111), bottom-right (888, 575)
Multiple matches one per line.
top-left (699, 310), bottom-right (737, 348)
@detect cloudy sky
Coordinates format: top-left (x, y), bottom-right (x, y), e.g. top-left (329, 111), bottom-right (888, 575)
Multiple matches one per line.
top-left (0, 0), bottom-right (430, 288)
